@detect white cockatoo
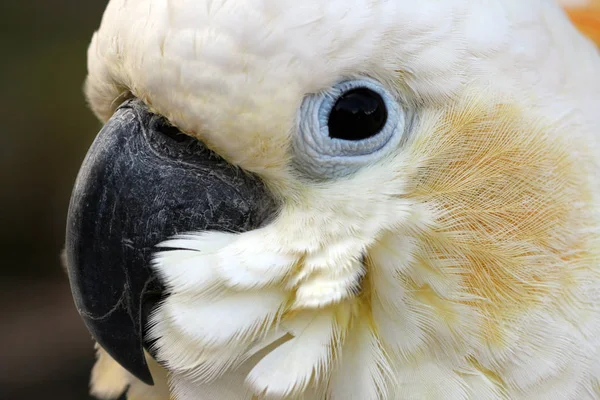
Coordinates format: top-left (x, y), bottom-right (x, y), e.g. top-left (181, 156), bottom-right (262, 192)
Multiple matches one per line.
top-left (64, 0), bottom-right (600, 399)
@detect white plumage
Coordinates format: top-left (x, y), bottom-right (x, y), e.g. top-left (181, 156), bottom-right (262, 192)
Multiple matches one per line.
top-left (85, 0), bottom-right (600, 399)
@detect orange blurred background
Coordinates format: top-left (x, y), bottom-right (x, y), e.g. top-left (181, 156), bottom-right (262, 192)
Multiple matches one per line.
top-left (563, 0), bottom-right (600, 45)
top-left (0, 1), bottom-right (597, 400)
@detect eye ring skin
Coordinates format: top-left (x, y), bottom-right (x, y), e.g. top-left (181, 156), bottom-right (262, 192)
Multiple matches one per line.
top-left (293, 78), bottom-right (406, 180)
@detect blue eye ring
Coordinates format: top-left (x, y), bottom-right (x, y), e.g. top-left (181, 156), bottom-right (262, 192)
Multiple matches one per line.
top-left (293, 78), bottom-right (405, 179)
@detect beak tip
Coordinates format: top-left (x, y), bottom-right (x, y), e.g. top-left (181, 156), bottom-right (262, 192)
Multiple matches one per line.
top-left (66, 245), bottom-right (157, 387)
top-left (107, 344), bottom-right (155, 386)
top-left (80, 311), bottom-right (155, 386)
top-left (105, 347), bottom-right (155, 386)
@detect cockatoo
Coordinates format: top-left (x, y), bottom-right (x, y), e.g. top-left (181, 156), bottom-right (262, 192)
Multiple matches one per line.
top-left (64, 0), bottom-right (600, 399)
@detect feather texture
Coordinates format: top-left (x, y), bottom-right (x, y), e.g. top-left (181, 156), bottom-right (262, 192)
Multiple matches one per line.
top-left (327, 316), bottom-right (394, 400)
top-left (246, 308), bottom-right (344, 398)
top-left (144, 94), bottom-right (600, 399)
top-left (84, 0), bottom-right (600, 399)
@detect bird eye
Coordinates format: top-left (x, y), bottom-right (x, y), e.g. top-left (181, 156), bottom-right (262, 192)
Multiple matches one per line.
top-left (328, 88), bottom-right (388, 141)
top-left (293, 78), bottom-right (406, 179)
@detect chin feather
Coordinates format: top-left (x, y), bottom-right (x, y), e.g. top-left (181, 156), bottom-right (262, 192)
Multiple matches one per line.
top-left (159, 288), bottom-right (286, 348)
top-left (396, 362), bottom-right (470, 400)
top-left (152, 250), bottom-right (222, 298)
top-left (169, 334), bottom-right (288, 400)
top-left (246, 308), bottom-right (346, 398)
top-left (327, 317), bottom-right (394, 400)
top-left (293, 257), bottom-right (364, 308)
top-left (154, 231), bottom-right (297, 293)
top-left (148, 288), bottom-right (288, 383)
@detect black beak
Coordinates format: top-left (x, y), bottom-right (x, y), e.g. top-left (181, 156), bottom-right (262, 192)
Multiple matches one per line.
top-left (65, 99), bottom-right (276, 385)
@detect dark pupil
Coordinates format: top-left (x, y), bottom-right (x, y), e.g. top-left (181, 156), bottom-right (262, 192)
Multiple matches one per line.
top-left (328, 88), bottom-right (388, 141)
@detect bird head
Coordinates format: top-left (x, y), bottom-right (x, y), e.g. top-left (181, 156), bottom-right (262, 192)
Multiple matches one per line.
top-left (66, 0), bottom-right (600, 398)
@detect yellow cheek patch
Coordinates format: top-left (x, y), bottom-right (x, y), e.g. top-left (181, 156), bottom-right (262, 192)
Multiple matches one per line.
top-left (563, 0), bottom-right (600, 46)
top-left (405, 96), bottom-right (598, 340)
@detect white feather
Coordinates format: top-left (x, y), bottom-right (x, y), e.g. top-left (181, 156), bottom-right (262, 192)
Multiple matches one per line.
top-left (154, 232), bottom-right (298, 293)
top-left (327, 319), bottom-right (394, 400)
top-left (292, 258), bottom-right (364, 308)
top-left (169, 332), bottom-right (288, 400)
top-left (293, 237), bottom-right (369, 282)
top-left (147, 287), bottom-right (288, 385)
top-left (160, 288), bottom-right (287, 349)
top-left (460, 368), bottom-right (507, 400)
top-left (157, 232), bottom-right (237, 252)
top-left (148, 320), bottom-right (251, 382)
top-left (152, 250), bottom-right (222, 297)
top-left (86, 0), bottom-right (600, 399)
top-left (246, 308), bottom-right (341, 398)
top-left (369, 237), bottom-right (428, 360)
top-left (217, 243), bottom-right (298, 289)
top-left (396, 362), bottom-right (470, 400)
top-left (483, 310), bottom-right (590, 396)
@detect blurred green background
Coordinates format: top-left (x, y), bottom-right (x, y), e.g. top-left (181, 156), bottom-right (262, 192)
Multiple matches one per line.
top-left (1, 1), bottom-right (108, 399)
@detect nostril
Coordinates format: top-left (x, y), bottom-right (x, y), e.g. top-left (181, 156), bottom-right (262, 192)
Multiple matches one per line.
top-left (145, 114), bottom-right (216, 161)
top-left (156, 119), bottom-right (189, 143)
top-left (146, 114), bottom-right (196, 149)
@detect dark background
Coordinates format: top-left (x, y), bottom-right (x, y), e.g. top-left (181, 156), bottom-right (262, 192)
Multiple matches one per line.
top-left (1, 1), bottom-right (108, 399)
